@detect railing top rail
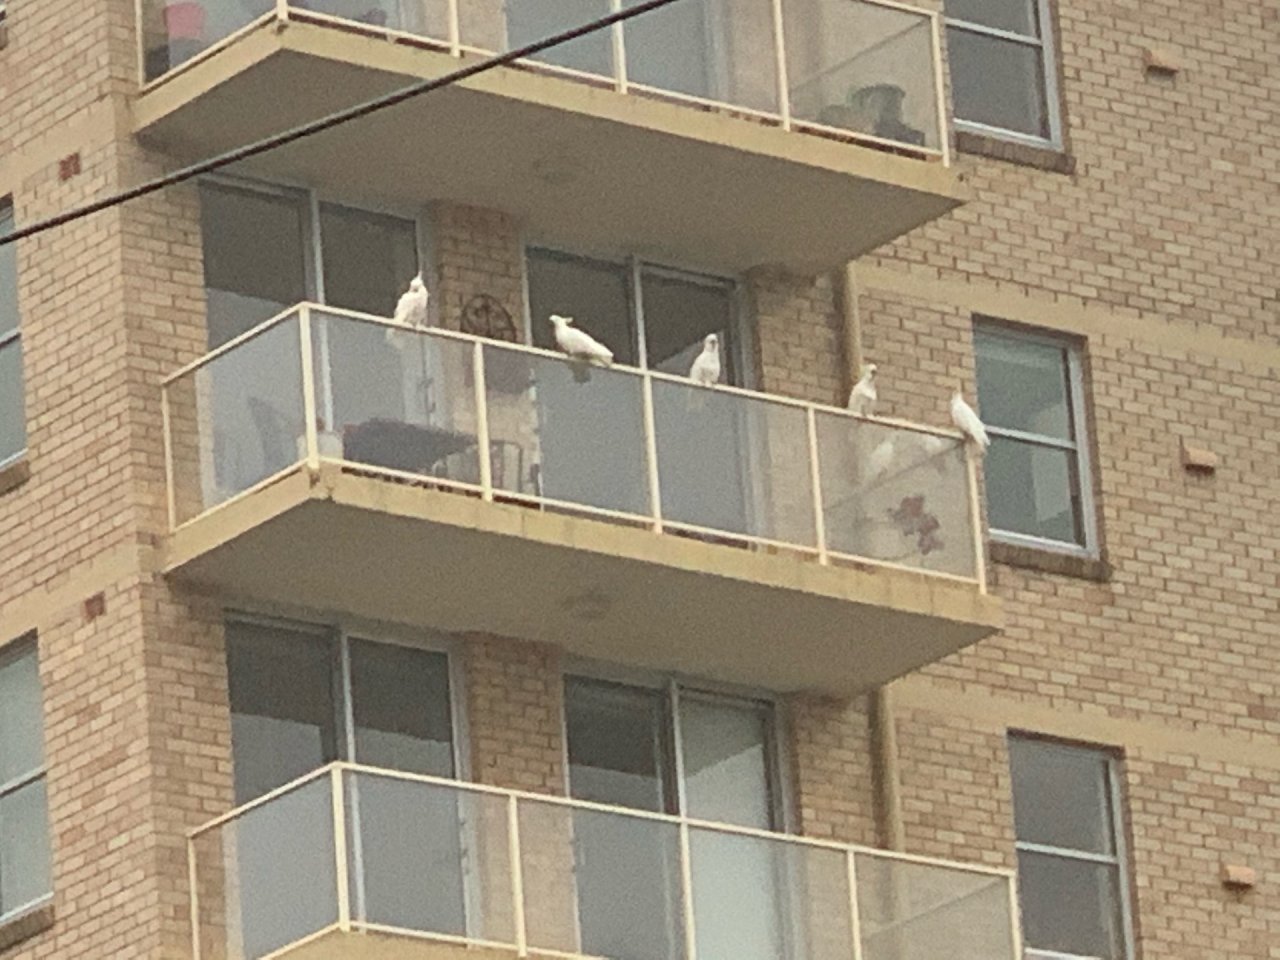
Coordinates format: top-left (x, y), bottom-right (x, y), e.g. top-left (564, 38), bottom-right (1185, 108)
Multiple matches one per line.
top-left (160, 302), bottom-right (305, 385)
top-left (190, 759), bottom-right (1013, 880)
top-left (165, 300), bottom-right (965, 440)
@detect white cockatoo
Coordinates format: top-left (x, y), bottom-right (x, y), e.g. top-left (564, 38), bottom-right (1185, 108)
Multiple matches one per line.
top-left (847, 363), bottom-right (878, 417)
top-left (950, 390), bottom-right (990, 452)
top-left (688, 333), bottom-right (721, 387)
top-left (549, 315), bottom-right (614, 366)
top-left (386, 273), bottom-right (429, 349)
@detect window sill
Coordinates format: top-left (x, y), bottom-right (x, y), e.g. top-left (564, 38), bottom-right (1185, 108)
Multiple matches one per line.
top-left (0, 456), bottom-right (29, 496)
top-left (989, 539), bottom-right (1111, 582)
top-left (956, 129), bottom-right (1076, 175)
top-left (0, 900), bottom-right (55, 952)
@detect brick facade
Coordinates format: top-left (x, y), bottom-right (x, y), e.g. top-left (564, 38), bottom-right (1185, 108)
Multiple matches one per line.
top-left (1, 0), bottom-right (1277, 956)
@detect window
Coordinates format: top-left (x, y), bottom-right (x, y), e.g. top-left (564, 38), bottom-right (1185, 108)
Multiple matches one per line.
top-left (0, 638), bottom-right (51, 921)
top-left (564, 674), bottom-right (783, 960)
top-left (225, 618), bottom-right (460, 956)
top-left (946, 0), bottom-right (1061, 144)
top-left (198, 179), bottom-right (422, 348)
top-left (973, 322), bottom-right (1095, 552)
top-left (525, 248), bottom-right (745, 385)
top-left (1009, 736), bottom-right (1133, 960)
top-left (0, 200), bottom-right (26, 467)
top-left (226, 617), bottom-right (456, 803)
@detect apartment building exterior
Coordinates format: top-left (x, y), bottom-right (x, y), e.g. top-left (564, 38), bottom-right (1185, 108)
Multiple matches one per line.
top-left (0, 0), bottom-right (1276, 958)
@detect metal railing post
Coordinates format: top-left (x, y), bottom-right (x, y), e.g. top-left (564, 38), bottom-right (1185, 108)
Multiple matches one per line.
top-left (771, 0), bottom-right (791, 129)
top-left (610, 0), bottom-right (628, 94)
top-left (846, 850), bottom-right (864, 960)
top-left (929, 10), bottom-right (951, 165)
top-left (965, 442), bottom-right (986, 591)
top-left (331, 766), bottom-right (352, 932)
top-left (473, 340), bottom-right (493, 500)
top-left (299, 307), bottom-right (320, 473)
top-left (507, 795), bottom-right (528, 956)
top-left (447, 0), bottom-right (461, 55)
top-left (1007, 873), bottom-right (1024, 960)
top-left (188, 836), bottom-right (202, 960)
top-left (806, 406), bottom-right (829, 563)
top-left (679, 822), bottom-right (698, 960)
top-left (641, 372), bottom-right (664, 533)
top-left (162, 387), bottom-right (177, 531)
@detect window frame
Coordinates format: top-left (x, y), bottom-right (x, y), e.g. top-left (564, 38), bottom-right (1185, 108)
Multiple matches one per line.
top-left (560, 658), bottom-right (791, 832)
top-left (224, 610), bottom-right (468, 791)
top-left (520, 245), bottom-right (755, 390)
top-left (0, 199), bottom-right (25, 470)
top-left (974, 320), bottom-right (1098, 557)
top-left (0, 636), bottom-right (52, 924)
top-left (199, 174), bottom-right (433, 333)
top-left (946, 0), bottom-right (1064, 148)
top-left (1009, 736), bottom-right (1136, 960)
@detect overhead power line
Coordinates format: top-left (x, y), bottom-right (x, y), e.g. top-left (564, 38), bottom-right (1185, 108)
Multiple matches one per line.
top-left (0, 0), bottom-right (686, 248)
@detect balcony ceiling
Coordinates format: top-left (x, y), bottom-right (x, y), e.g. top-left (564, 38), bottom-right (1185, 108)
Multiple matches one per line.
top-left (133, 20), bottom-right (965, 273)
top-left (163, 466), bottom-right (1000, 696)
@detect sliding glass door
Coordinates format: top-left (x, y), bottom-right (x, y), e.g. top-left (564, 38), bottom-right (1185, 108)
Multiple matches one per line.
top-left (225, 619), bottom-right (460, 959)
top-left (563, 676), bottom-right (783, 960)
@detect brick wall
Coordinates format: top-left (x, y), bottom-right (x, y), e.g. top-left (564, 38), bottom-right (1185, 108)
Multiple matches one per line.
top-left (1, 0), bottom-right (1278, 956)
top-left (461, 634), bottom-right (566, 796)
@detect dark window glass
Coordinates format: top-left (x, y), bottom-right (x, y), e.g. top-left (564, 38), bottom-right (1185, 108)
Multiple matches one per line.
top-left (226, 621), bottom-right (338, 804)
top-left (318, 204), bottom-right (418, 317)
top-left (565, 676), bottom-right (669, 812)
top-left (349, 639), bottom-right (454, 777)
top-left (641, 269), bottom-right (737, 384)
top-left (947, 27), bottom-right (1050, 139)
top-left (947, 0), bottom-right (1039, 35)
top-left (199, 183), bottom-right (309, 347)
top-left (527, 249), bottom-right (635, 367)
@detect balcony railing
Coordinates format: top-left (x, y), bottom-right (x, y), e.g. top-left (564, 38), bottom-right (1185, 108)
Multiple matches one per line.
top-left (139, 0), bottom-right (950, 162)
top-left (160, 304), bottom-right (986, 588)
top-left (189, 762), bottom-right (1020, 960)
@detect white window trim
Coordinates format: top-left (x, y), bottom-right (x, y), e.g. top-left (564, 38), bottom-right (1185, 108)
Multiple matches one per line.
top-left (1011, 739), bottom-right (1136, 960)
top-left (0, 639), bottom-right (52, 924)
top-left (947, 0), bottom-right (1064, 149)
top-left (976, 322), bottom-right (1098, 558)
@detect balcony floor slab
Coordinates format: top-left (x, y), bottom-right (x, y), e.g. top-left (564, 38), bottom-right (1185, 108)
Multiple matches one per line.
top-left (163, 463), bottom-right (1000, 695)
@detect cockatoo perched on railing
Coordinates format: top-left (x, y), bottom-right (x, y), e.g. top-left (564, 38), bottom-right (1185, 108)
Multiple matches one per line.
top-left (688, 334), bottom-right (721, 386)
top-left (950, 390), bottom-right (990, 453)
top-left (386, 273), bottom-right (429, 349)
top-left (549, 315), bottom-right (614, 384)
top-left (847, 363), bottom-right (877, 417)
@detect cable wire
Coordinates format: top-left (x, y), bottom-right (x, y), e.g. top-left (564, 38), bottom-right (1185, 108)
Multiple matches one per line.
top-left (0, 0), bottom-right (686, 247)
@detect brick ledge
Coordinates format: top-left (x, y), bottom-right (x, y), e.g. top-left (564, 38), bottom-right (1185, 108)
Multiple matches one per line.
top-left (956, 129), bottom-right (1077, 175)
top-left (989, 539), bottom-right (1111, 581)
top-left (0, 900), bottom-right (55, 952)
top-left (0, 457), bottom-right (29, 497)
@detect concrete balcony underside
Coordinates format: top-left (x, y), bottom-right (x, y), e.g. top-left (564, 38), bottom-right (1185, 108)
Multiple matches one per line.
top-left (162, 463), bottom-right (1001, 695)
top-left (132, 19), bottom-right (965, 273)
